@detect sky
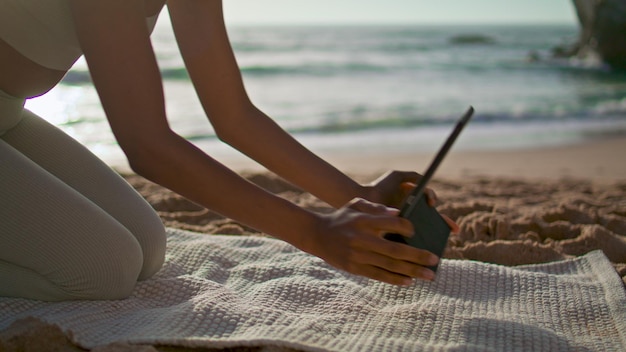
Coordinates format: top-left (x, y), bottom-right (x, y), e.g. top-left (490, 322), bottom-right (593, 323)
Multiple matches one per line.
top-left (222, 0), bottom-right (578, 25)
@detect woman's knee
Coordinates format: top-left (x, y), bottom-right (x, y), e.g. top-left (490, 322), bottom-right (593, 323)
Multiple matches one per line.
top-left (64, 228), bottom-right (145, 300)
top-left (135, 217), bottom-right (167, 281)
top-left (0, 228), bottom-right (144, 301)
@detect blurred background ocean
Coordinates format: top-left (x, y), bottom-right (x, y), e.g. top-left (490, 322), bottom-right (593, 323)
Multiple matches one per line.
top-left (25, 9), bottom-right (626, 167)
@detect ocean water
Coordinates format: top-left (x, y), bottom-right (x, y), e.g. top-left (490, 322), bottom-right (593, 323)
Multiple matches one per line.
top-left (25, 20), bottom-right (626, 166)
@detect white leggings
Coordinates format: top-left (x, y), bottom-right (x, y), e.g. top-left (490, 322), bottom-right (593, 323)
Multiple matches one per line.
top-left (0, 90), bottom-right (166, 301)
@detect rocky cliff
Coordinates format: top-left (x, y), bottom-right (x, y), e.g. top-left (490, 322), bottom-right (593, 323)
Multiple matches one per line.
top-left (560, 0), bottom-right (626, 69)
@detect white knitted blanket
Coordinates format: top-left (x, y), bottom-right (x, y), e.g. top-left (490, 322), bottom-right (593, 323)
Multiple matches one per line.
top-left (1, 228), bottom-right (625, 351)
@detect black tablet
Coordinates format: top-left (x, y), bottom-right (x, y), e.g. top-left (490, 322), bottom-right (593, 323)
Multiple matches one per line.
top-left (385, 106), bottom-right (474, 272)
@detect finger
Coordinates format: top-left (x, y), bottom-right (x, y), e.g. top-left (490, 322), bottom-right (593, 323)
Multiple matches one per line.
top-left (400, 182), bottom-right (416, 198)
top-left (359, 213), bottom-right (413, 238)
top-left (442, 214), bottom-right (460, 234)
top-left (357, 234), bottom-right (439, 268)
top-left (349, 243), bottom-right (437, 282)
top-left (364, 252), bottom-right (436, 282)
top-left (424, 187), bottom-right (438, 206)
top-left (357, 265), bottom-right (415, 286)
top-left (348, 198), bottom-right (398, 216)
top-left (393, 171), bottom-right (421, 184)
top-left (372, 170), bottom-right (420, 186)
top-left (384, 240), bottom-right (440, 268)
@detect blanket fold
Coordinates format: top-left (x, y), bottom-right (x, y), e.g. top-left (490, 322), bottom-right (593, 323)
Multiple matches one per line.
top-left (1, 228), bottom-right (625, 351)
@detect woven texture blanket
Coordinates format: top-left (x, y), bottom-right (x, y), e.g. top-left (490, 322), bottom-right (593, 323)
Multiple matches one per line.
top-left (1, 228), bottom-right (625, 351)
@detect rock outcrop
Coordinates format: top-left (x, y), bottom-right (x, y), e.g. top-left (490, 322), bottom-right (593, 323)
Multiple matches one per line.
top-left (557, 0), bottom-right (626, 69)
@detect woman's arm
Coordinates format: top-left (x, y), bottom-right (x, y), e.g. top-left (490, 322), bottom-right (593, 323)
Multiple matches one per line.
top-left (69, 0), bottom-right (440, 285)
top-left (68, 0), bottom-right (321, 248)
top-left (167, 0), bottom-right (374, 209)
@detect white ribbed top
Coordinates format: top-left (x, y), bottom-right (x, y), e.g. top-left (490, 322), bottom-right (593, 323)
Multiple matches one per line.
top-left (0, 0), bottom-right (160, 71)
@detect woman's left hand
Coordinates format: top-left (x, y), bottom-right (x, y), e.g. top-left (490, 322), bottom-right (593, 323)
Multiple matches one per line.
top-left (361, 170), bottom-right (459, 233)
top-left (362, 170), bottom-right (438, 208)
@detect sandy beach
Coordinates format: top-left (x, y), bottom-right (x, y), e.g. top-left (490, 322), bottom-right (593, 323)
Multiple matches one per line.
top-left (2, 136), bottom-right (625, 352)
top-left (216, 135), bottom-right (626, 184)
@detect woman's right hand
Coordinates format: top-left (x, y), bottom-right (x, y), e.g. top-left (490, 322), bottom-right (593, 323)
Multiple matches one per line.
top-left (304, 198), bottom-right (440, 286)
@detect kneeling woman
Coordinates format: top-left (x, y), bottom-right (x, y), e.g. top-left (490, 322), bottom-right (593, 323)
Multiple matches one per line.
top-left (0, 0), bottom-right (451, 301)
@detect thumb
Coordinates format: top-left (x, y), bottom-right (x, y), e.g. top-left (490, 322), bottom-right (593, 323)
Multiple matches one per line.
top-left (348, 198), bottom-right (399, 216)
